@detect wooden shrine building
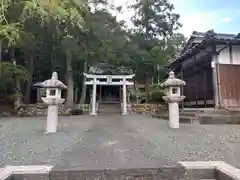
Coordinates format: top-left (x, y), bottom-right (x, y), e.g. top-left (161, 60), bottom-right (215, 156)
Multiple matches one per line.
top-left (168, 30), bottom-right (240, 110)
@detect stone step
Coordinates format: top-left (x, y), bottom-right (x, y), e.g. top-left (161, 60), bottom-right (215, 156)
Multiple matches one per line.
top-left (153, 112), bottom-right (240, 124)
top-left (99, 100), bottom-right (120, 104)
top-left (152, 114), bottom-right (194, 124)
top-left (98, 109), bottom-right (121, 111)
top-left (182, 108), bottom-right (240, 115)
top-left (179, 111), bottom-right (198, 117)
top-left (98, 103), bottom-right (121, 114)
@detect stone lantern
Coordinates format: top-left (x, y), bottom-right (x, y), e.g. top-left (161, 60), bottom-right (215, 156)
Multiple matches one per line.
top-left (34, 72), bottom-right (67, 133)
top-left (161, 71), bottom-right (186, 129)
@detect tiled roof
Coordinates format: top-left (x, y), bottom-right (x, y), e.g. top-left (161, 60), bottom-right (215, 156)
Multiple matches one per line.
top-left (88, 63), bottom-right (133, 75)
top-left (169, 30), bottom-right (240, 66)
top-left (192, 31), bottom-right (237, 40)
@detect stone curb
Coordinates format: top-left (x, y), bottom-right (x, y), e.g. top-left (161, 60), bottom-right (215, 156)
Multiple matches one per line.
top-left (0, 165), bottom-right (53, 180)
top-left (1, 161), bottom-right (240, 180)
top-left (179, 161), bottom-right (240, 180)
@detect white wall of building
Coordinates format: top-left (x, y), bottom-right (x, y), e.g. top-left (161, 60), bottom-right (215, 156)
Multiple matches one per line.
top-left (217, 45), bottom-right (230, 64)
top-left (232, 45), bottom-right (240, 64)
top-left (217, 45), bottom-right (240, 64)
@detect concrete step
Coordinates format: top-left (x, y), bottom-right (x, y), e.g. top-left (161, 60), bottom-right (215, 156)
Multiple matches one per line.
top-left (182, 108), bottom-right (240, 115)
top-left (152, 114), bottom-right (196, 124)
top-left (153, 112), bottom-right (240, 124)
top-left (98, 103), bottom-right (121, 114)
top-left (100, 100), bottom-right (120, 104)
top-left (179, 111), bottom-right (198, 117)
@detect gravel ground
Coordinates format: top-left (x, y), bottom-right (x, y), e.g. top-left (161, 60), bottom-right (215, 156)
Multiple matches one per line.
top-left (0, 114), bottom-right (240, 170)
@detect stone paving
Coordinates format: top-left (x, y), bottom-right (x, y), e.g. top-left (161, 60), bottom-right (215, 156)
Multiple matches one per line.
top-left (0, 114), bottom-right (240, 170)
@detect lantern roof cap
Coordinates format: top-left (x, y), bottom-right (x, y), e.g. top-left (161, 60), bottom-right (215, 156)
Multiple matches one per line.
top-left (33, 72), bottom-right (67, 89)
top-left (161, 71), bottom-right (186, 87)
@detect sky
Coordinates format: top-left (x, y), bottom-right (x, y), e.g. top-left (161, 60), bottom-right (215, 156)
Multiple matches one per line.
top-left (109, 0), bottom-right (240, 38)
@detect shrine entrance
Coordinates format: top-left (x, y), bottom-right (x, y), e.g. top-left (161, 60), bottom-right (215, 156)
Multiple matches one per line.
top-left (100, 86), bottom-right (120, 103)
top-left (84, 73), bottom-right (135, 115)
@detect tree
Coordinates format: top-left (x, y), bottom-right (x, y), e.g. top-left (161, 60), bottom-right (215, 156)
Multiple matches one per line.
top-left (128, 0), bottom-right (181, 101)
top-left (0, 0), bottom-right (185, 110)
top-left (0, 62), bottom-right (26, 103)
top-left (0, 0), bottom-right (86, 105)
top-left (168, 33), bottom-right (186, 57)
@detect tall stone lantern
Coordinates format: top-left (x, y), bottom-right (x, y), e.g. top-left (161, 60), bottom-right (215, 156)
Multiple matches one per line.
top-left (34, 72), bottom-right (67, 133)
top-left (161, 71), bottom-right (186, 129)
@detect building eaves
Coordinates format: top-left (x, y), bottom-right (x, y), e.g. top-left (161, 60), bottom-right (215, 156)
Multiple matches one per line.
top-left (169, 30), bottom-right (240, 67)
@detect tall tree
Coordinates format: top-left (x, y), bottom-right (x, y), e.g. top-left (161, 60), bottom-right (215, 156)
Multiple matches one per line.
top-left (129, 0), bottom-right (181, 101)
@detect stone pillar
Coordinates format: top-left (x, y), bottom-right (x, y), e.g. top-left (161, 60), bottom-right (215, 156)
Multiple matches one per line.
top-left (46, 105), bottom-right (58, 133)
top-left (122, 78), bottom-right (127, 115)
top-left (168, 102), bottom-right (179, 128)
top-left (91, 78), bottom-right (97, 115)
top-left (211, 55), bottom-right (220, 109)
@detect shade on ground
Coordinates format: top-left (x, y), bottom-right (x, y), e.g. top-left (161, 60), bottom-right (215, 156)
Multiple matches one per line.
top-left (0, 114), bottom-right (240, 170)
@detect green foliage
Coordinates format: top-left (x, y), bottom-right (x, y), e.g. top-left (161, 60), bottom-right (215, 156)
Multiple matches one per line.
top-left (0, 0), bottom-right (186, 105)
top-left (0, 62), bottom-right (27, 92)
top-left (0, 23), bottom-right (22, 46)
top-left (7, 92), bottom-right (23, 103)
top-left (150, 88), bottom-right (165, 103)
top-left (130, 0), bottom-right (181, 37)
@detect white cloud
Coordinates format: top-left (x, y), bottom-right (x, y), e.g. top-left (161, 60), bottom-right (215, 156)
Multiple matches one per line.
top-left (178, 11), bottom-right (218, 37)
top-left (108, 0), bottom-right (134, 27)
top-left (222, 17), bottom-right (233, 22)
top-left (108, 0), bottom-right (239, 38)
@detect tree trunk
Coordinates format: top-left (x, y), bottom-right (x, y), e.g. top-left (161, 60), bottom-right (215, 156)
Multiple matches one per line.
top-left (80, 61), bottom-right (87, 104)
top-left (10, 48), bottom-right (22, 107)
top-left (65, 50), bottom-right (74, 107)
top-left (74, 87), bottom-right (78, 103)
top-left (0, 39), bottom-right (2, 77)
top-left (24, 51), bottom-right (34, 104)
top-left (144, 72), bottom-right (149, 102)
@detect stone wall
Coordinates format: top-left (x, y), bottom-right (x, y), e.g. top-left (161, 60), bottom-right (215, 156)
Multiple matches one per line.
top-left (2, 103), bottom-right (166, 117)
top-left (16, 104), bottom-right (89, 117)
top-left (132, 103), bottom-right (166, 115)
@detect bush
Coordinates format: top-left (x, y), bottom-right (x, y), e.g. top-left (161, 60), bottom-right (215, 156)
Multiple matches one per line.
top-left (150, 88), bottom-right (165, 103)
top-left (7, 92), bottom-right (23, 103)
top-left (130, 91), bottom-right (146, 104)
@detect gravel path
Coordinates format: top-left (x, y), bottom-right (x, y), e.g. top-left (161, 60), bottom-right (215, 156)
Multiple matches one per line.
top-left (0, 114), bottom-right (240, 170)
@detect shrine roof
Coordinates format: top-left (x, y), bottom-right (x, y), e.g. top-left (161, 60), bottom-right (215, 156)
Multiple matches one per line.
top-left (88, 63), bottom-right (133, 75)
top-left (168, 30), bottom-right (240, 69)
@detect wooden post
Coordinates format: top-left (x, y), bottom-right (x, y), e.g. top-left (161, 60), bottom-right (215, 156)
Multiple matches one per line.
top-left (203, 68), bottom-right (207, 108)
top-left (180, 64), bottom-right (184, 110)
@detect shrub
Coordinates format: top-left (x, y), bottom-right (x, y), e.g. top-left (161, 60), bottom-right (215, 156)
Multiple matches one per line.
top-left (150, 88), bottom-right (165, 103)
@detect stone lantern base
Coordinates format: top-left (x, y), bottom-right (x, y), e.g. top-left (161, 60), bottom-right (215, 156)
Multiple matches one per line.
top-left (163, 96), bottom-right (185, 129)
top-left (42, 98), bottom-right (65, 133)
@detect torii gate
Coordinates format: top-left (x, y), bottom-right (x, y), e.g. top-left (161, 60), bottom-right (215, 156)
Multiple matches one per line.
top-left (84, 73), bottom-right (135, 115)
